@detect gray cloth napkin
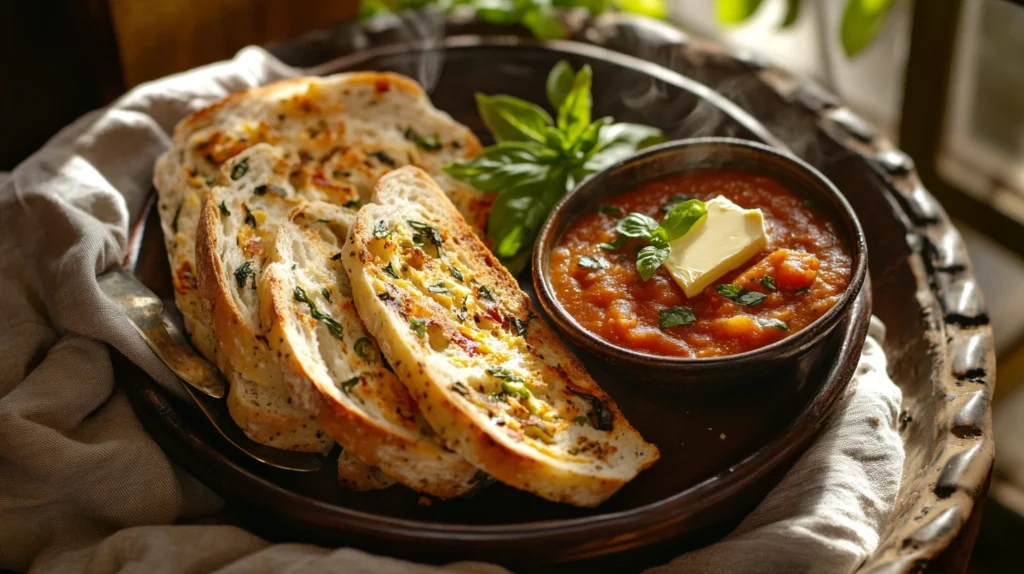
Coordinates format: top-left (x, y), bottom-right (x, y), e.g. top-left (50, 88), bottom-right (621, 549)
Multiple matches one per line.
top-left (0, 46), bottom-right (905, 574)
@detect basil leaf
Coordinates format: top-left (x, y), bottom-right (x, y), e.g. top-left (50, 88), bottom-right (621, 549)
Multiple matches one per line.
top-left (758, 318), bottom-right (789, 331)
top-left (840, 0), bottom-right (897, 57)
top-left (511, 317), bottom-right (527, 337)
top-left (636, 244), bottom-right (670, 281)
top-left (343, 199), bottom-right (361, 209)
top-left (578, 255), bottom-right (608, 270)
top-left (717, 284), bottom-right (767, 306)
top-left (443, 142), bottom-right (555, 194)
top-left (715, 0), bottom-right (765, 26)
top-left (760, 275), bottom-right (777, 291)
top-left (659, 306), bottom-right (696, 329)
top-left (794, 287), bottom-right (810, 295)
top-left (583, 122), bottom-right (665, 173)
top-left (660, 198), bottom-right (706, 241)
top-left (569, 116), bottom-right (612, 158)
top-left (521, 1), bottom-right (564, 40)
top-left (373, 220), bottom-right (390, 238)
top-left (475, 93), bottom-right (553, 143)
top-left (218, 201), bottom-right (231, 217)
top-left (449, 266), bottom-right (464, 282)
top-left (293, 286), bottom-right (343, 340)
top-left (616, 212), bottom-right (659, 239)
top-left (661, 193), bottom-right (698, 213)
top-left (781, 0), bottom-right (801, 28)
top-left (474, 0), bottom-right (519, 23)
top-left (383, 262), bottom-right (399, 278)
top-left (456, 298), bottom-right (469, 322)
top-left (546, 60), bottom-right (576, 110)
top-left (486, 173), bottom-right (565, 260)
top-left (321, 288), bottom-right (332, 303)
top-left (478, 285), bottom-right (495, 302)
top-left (557, 64), bottom-right (593, 145)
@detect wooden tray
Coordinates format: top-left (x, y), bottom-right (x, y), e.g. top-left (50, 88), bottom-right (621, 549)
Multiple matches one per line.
top-left (117, 13), bottom-right (994, 573)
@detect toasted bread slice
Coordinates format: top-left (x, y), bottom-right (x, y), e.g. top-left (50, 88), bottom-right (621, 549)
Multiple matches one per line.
top-left (259, 201), bottom-right (482, 497)
top-left (342, 167), bottom-right (660, 507)
top-left (154, 70), bottom-right (491, 381)
top-left (195, 145), bottom-right (332, 453)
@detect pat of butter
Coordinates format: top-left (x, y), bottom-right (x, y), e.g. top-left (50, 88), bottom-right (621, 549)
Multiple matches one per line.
top-left (663, 196), bottom-right (768, 298)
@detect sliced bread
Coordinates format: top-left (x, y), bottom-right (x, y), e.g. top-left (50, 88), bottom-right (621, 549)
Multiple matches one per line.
top-left (342, 167), bottom-right (660, 507)
top-left (259, 201), bottom-right (482, 497)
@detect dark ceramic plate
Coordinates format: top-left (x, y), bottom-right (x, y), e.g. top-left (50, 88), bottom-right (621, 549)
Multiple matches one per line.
top-left (120, 37), bottom-right (868, 568)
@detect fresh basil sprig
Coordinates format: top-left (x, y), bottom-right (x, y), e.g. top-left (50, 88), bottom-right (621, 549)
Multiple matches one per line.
top-left (615, 199), bottom-right (707, 281)
top-left (444, 61), bottom-right (664, 274)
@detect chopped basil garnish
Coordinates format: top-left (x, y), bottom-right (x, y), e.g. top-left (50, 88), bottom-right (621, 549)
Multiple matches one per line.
top-left (243, 205), bottom-right (257, 227)
top-left (354, 337), bottom-right (376, 361)
top-left (795, 287), bottom-right (810, 295)
top-left (321, 288), bottom-right (332, 303)
top-left (293, 286), bottom-right (343, 340)
top-left (218, 201), bottom-right (231, 216)
top-left (617, 199), bottom-right (707, 281)
top-left (449, 266), bottom-right (464, 282)
top-left (427, 282), bottom-right (451, 296)
top-left (758, 318), bottom-right (789, 331)
top-left (409, 317), bottom-right (427, 338)
top-left (598, 235), bottom-right (625, 251)
top-left (373, 220), bottom-right (390, 238)
top-left (488, 366), bottom-right (530, 399)
top-left (570, 389), bottom-right (613, 431)
top-left (478, 285), bottom-right (495, 302)
top-left (450, 382), bottom-right (470, 398)
top-left (661, 193), bottom-right (698, 213)
top-left (578, 255), bottom-right (608, 270)
top-left (596, 204), bottom-right (622, 216)
top-left (339, 376), bottom-right (359, 395)
top-left (171, 203), bottom-right (182, 233)
top-left (254, 184), bottom-right (286, 197)
top-left (343, 199), bottom-right (361, 209)
top-left (369, 150), bottom-right (396, 167)
top-left (658, 306), bottom-right (696, 329)
top-left (408, 220), bottom-right (443, 255)
top-left (404, 127), bottom-right (442, 151)
top-left (760, 275), bottom-right (777, 291)
top-left (717, 284), bottom-right (767, 306)
top-left (636, 245), bottom-right (670, 281)
top-left (456, 297), bottom-right (468, 322)
top-left (511, 317), bottom-right (527, 337)
top-left (233, 261), bottom-right (256, 290)
top-left (230, 158), bottom-right (249, 180)
top-left (383, 262), bottom-right (399, 279)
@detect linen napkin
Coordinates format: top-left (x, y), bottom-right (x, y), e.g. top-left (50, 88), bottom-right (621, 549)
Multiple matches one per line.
top-left (0, 46), bottom-right (904, 574)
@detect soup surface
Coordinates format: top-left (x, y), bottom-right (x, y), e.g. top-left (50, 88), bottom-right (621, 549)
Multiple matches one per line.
top-left (550, 171), bottom-right (852, 358)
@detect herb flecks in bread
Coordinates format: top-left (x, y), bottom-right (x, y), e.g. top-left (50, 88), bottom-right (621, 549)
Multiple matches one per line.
top-left (343, 166), bottom-right (659, 507)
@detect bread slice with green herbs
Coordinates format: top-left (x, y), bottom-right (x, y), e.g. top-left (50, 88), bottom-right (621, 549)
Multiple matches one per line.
top-left (259, 201), bottom-right (483, 498)
top-left (342, 166), bottom-right (660, 507)
top-left (154, 70), bottom-right (492, 386)
top-left (194, 144), bottom-right (332, 453)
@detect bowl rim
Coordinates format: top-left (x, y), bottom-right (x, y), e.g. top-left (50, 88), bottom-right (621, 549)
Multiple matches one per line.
top-left (532, 136), bottom-right (868, 367)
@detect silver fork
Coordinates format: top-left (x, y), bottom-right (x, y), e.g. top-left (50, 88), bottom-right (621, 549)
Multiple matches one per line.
top-left (98, 268), bottom-right (323, 472)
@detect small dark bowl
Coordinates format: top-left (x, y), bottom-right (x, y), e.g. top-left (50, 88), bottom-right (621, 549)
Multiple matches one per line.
top-left (532, 137), bottom-right (868, 392)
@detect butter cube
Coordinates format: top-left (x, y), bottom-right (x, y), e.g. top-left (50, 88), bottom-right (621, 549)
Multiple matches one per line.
top-left (663, 196), bottom-right (768, 298)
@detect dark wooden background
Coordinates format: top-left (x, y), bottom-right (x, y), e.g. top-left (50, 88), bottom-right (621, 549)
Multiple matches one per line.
top-left (1, 0), bottom-right (358, 171)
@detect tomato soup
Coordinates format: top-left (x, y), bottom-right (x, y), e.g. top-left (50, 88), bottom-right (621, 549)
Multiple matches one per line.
top-left (549, 171), bottom-right (851, 358)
